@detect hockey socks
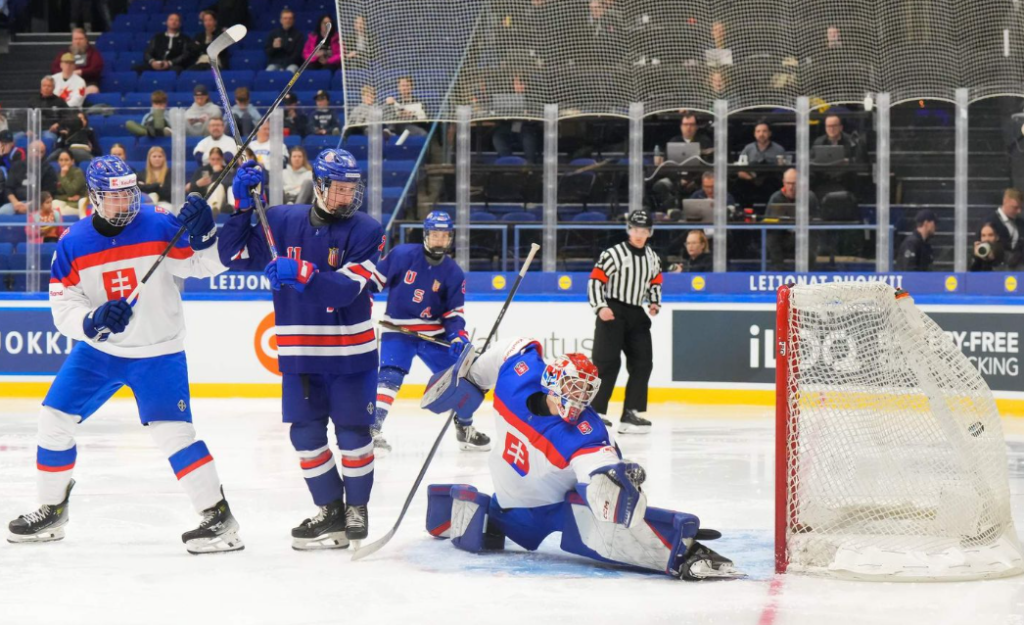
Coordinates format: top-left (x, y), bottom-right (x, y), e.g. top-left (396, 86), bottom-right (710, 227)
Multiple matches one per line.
top-left (36, 406), bottom-right (79, 506)
top-left (338, 427), bottom-right (374, 506)
top-left (373, 366), bottom-right (406, 431)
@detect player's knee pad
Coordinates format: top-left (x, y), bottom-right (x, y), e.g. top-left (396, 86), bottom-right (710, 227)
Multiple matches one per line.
top-left (147, 420), bottom-right (198, 458)
top-left (289, 420), bottom-right (329, 452)
top-left (37, 406), bottom-right (79, 451)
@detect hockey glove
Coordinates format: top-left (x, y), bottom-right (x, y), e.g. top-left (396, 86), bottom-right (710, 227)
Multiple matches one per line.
top-left (581, 462), bottom-right (647, 529)
top-left (84, 298), bottom-right (133, 340)
top-left (232, 161), bottom-right (265, 212)
top-left (266, 257), bottom-right (318, 292)
top-left (177, 193), bottom-right (217, 251)
top-left (446, 332), bottom-right (470, 358)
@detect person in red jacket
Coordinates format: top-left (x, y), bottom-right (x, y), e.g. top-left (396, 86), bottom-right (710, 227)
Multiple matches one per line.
top-left (49, 29), bottom-right (104, 96)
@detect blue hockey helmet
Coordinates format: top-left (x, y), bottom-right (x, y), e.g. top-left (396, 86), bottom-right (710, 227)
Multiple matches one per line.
top-left (423, 210), bottom-right (454, 258)
top-left (312, 148), bottom-right (364, 218)
top-left (86, 155), bottom-right (142, 227)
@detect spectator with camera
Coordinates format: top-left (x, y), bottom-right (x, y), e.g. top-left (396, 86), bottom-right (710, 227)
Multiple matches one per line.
top-left (980, 188), bottom-right (1024, 269)
top-left (970, 222), bottom-right (1006, 272)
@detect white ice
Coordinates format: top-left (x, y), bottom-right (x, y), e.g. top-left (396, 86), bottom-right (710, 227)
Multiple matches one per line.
top-left (2, 399), bottom-right (1024, 625)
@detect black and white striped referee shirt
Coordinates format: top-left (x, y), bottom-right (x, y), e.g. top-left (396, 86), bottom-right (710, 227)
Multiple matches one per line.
top-left (587, 242), bottom-right (662, 310)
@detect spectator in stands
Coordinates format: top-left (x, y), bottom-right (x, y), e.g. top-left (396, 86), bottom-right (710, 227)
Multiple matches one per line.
top-left (248, 122), bottom-right (273, 167)
top-left (231, 87), bottom-right (261, 138)
top-left (385, 76), bottom-right (427, 135)
top-left (736, 121), bottom-right (786, 205)
top-left (705, 20), bottom-right (733, 67)
top-left (826, 25), bottom-right (842, 49)
top-left (492, 74), bottom-right (540, 163)
top-left (52, 53), bottom-right (87, 109)
top-left (813, 114), bottom-right (864, 162)
top-left (282, 93), bottom-right (307, 138)
top-left (139, 146), bottom-right (172, 209)
top-left (670, 230), bottom-right (712, 272)
top-left (193, 117), bottom-right (235, 166)
top-left (895, 209), bottom-right (936, 272)
top-left (205, 0), bottom-right (248, 29)
top-left (981, 188), bottom-right (1024, 269)
top-left (305, 14), bottom-right (341, 70)
top-left (50, 112), bottom-right (98, 163)
top-left (266, 8), bottom-right (303, 72)
top-left (49, 29), bottom-right (102, 96)
top-left (126, 90), bottom-right (172, 138)
top-left (185, 84), bottom-right (222, 137)
top-left (0, 130), bottom-right (25, 171)
top-left (108, 142), bottom-right (128, 160)
top-left (582, 0), bottom-right (621, 65)
top-left (345, 85), bottom-right (376, 130)
top-left (188, 10), bottom-right (226, 71)
top-left (52, 149), bottom-right (88, 216)
top-left (970, 222), bottom-right (1007, 272)
top-left (139, 13), bottom-right (191, 73)
top-left (307, 90), bottom-right (340, 136)
top-left (689, 171), bottom-right (738, 208)
top-left (344, 15), bottom-right (373, 69)
top-left (766, 167), bottom-right (820, 270)
top-left (27, 192), bottom-right (63, 242)
top-left (651, 112), bottom-right (713, 209)
top-left (283, 146), bottom-right (313, 205)
top-left (1, 141), bottom-right (58, 215)
top-left (186, 146), bottom-right (229, 212)
top-left (28, 76), bottom-right (69, 140)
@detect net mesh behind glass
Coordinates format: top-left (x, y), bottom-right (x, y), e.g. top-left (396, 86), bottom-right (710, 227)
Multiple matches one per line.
top-left (335, 0), bottom-right (1024, 123)
top-left (781, 282), bottom-right (1022, 580)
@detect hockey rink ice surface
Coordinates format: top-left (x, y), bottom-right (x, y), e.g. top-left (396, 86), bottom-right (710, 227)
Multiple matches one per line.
top-left (2, 399), bottom-right (1024, 625)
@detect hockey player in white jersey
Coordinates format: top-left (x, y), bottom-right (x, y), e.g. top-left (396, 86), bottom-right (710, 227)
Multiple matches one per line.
top-left (7, 156), bottom-right (243, 554)
top-left (420, 337), bottom-right (742, 580)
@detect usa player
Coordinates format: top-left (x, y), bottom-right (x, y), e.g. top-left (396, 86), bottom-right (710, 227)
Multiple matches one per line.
top-left (7, 156), bottom-right (243, 554)
top-left (420, 338), bottom-right (742, 580)
top-left (219, 150), bottom-right (382, 550)
top-left (371, 210), bottom-right (489, 454)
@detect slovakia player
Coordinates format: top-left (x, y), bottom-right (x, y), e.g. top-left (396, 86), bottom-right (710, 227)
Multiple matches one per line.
top-left (371, 210), bottom-right (490, 454)
top-left (419, 339), bottom-right (742, 580)
top-left (7, 156), bottom-right (243, 554)
top-left (219, 150), bottom-right (382, 550)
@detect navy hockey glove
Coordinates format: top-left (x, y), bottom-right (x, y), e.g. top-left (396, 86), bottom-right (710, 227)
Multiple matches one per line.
top-left (266, 257), bottom-right (318, 292)
top-left (177, 193), bottom-right (217, 251)
top-left (84, 298), bottom-right (133, 340)
top-left (232, 161), bottom-right (264, 212)
top-left (447, 332), bottom-right (470, 358)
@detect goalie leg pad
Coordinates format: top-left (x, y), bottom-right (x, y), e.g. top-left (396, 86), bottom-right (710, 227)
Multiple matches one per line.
top-left (426, 483), bottom-right (469, 538)
top-left (449, 486), bottom-right (505, 552)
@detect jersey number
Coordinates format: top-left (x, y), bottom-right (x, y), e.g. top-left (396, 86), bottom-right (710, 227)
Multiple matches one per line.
top-left (287, 247), bottom-right (302, 261)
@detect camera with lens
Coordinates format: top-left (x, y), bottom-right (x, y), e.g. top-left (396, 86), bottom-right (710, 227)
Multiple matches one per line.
top-left (975, 242), bottom-right (992, 259)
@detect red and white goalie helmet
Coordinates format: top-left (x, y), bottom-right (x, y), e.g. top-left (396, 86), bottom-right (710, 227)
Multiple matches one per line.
top-left (541, 353), bottom-right (601, 424)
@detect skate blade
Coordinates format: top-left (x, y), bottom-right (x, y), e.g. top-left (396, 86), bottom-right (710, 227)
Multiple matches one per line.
top-left (7, 526), bottom-right (65, 544)
top-left (186, 531), bottom-right (245, 555)
top-left (684, 561), bottom-right (747, 581)
top-left (458, 442), bottom-right (491, 452)
top-left (616, 423), bottom-right (652, 435)
top-left (292, 532), bottom-right (350, 551)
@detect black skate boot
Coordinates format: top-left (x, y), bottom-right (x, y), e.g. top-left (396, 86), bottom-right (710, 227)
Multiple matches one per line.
top-left (454, 417), bottom-right (491, 452)
top-left (292, 499), bottom-right (349, 550)
top-left (8, 479), bottom-right (75, 544)
top-left (182, 488), bottom-right (244, 555)
top-left (345, 504), bottom-right (368, 542)
top-left (370, 428), bottom-right (392, 456)
top-left (670, 540), bottom-right (745, 581)
top-left (617, 409), bottom-right (652, 435)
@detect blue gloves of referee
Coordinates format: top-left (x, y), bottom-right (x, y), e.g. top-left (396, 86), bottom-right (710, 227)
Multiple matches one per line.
top-left (177, 194), bottom-right (217, 251)
top-left (232, 161), bottom-right (265, 212)
top-left (84, 298), bottom-right (133, 340)
top-left (265, 257), bottom-right (318, 292)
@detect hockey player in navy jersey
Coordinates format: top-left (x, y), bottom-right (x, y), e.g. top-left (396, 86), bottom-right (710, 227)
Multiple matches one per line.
top-left (219, 149), bottom-right (383, 550)
top-left (419, 338), bottom-right (743, 580)
top-left (371, 210), bottom-right (490, 454)
top-left (7, 156), bottom-right (243, 554)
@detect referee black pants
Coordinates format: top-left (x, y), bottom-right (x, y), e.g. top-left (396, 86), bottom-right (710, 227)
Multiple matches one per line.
top-left (591, 300), bottom-right (653, 416)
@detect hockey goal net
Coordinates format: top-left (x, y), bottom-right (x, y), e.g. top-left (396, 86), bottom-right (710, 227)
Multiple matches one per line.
top-left (775, 282), bottom-right (1023, 581)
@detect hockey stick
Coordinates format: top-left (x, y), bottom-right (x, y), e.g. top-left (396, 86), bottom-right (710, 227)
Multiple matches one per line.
top-left (130, 23), bottom-right (334, 295)
top-left (352, 243), bottom-right (541, 561)
top-left (209, 24), bottom-right (279, 260)
top-left (379, 320), bottom-right (450, 347)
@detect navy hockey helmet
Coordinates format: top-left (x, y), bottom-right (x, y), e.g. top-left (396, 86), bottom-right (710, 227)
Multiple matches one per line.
top-left (312, 148), bottom-right (364, 218)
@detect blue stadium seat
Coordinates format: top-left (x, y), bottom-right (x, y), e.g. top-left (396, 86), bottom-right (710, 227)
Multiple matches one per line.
top-left (302, 135), bottom-right (337, 159)
top-left (573, 210), bottom-right (608, 222)
top-left (470, 211), bottom-right (496, 222)
top-left (168, 92), bottom-right (194, 107)
top-left (284, 135), bottom-right (302, 148)
top-left (165, 0), bottom-right (199, 13)
top-left (219, 70), bottom-right (254, 92)
top-left (139, 71), bottom-right (178, 93)
top-left (297, 70), bottom-right (332, 92)
top-left (99, 71), bottom-right (138, 93)
top-left (148, 14), bottom-right (169, 31)
top-left (134, 32), bottom-right (155, 50)
top-left (0, 242), bottom-right (13, 257)
top-left (383, 160), bottom-right (416, 187)
top-left (104, 115), bottom-right (137, 133)
top-left (233, 50), bottom-right (267, 72)
top-left (7, 253), bottom-right (26, 291)
top-left (113, 13), bottom-right (150, 31)
top-left (342, 135), bottom-right (368, 160)
top-left (114, 53), bottom-right (144, 73)
top-left (85, 93), bottom-right (123, 107)
top-left (127, 160), bottom-right (145, 173)
top-left (185, 136), bottom-right (203, 151)
top-left (384, 135), bottom-right (427, 160)
top-left (123, 92), bottom-right (154, 108)
top-left (96, 33), bottom-right (132, 52)
top-left (129, 0), bottom-right (164, 13)
top-left (240, 32), bottom-right (270, 50)
top-left (295, 13), bottom-right (319, 32)
top-left (129, 143), bottom-right (151, 161)
top-left (254, 71), bottom-right (293, 92)
top-left (502, 211), bottom-right (538, 222)
top-left (249, 91), bottom-right (277, 107)
top-left (0, 216), bottom-right (27, 246)
top-left (176, 72), bottom-right (215, 94)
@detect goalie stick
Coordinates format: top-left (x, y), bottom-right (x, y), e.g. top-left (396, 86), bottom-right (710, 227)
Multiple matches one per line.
top-left (352, 243), bottom-right (541, 561)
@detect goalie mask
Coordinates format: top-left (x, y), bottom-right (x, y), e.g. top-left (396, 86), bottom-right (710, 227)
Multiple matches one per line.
top-left (423, 210), bottom-right (454, 260)
top-left (86, 155), bottom-right (142, 227)
top-left (312, 148), bottom-right (364, 219)
top-left (541, 353), bottom-right (601, 424)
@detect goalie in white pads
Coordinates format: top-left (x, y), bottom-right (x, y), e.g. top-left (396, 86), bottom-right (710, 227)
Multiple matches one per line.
top-left (420, 338), bottom-right (742, 580)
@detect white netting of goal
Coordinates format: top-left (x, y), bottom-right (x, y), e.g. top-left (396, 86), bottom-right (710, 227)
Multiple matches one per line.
top-left (779, 282), bottom-right (1023, 581)
top-left (334, 0), bottom-right (1024, 124)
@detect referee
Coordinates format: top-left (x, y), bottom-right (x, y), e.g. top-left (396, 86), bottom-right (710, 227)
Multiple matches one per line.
top-left (587, 210), bottom-right (662, 434)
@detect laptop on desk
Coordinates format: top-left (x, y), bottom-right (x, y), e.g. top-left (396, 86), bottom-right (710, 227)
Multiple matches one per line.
top-left (666, 142), bottom-right (703, 165)
top-left (765, 202), bottom-right (796, 221)
top-left (812, 144), bottom-right (846, 165)
top-left (682, 199), bottom-right (714, 222)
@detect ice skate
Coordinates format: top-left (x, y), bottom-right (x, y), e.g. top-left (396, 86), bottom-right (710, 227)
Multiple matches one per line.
top-left (371, 428), bottom-right (392, 457)
top-left (617, 409), bottom-right (652, 434)
top-left (8, 480), bottom-right (75, 544)
top-left (345, 504), bottom-right (368, 543)
top-left (182, 489), bottom-right (244, 555)
top-left (454, 419), bottom-right (491, 452)
top-left (292, 499), bottom-right (349, 550)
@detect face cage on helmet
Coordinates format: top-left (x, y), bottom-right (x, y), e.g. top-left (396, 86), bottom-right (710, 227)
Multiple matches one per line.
top-left (314, 178), bottom-right (365, 218)
top-left (423, 228), bottom-right (453, 256)
top-left (544, 368), bottom-right (601, 423)
top-left (90, 187), bottom-right (142, 227)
